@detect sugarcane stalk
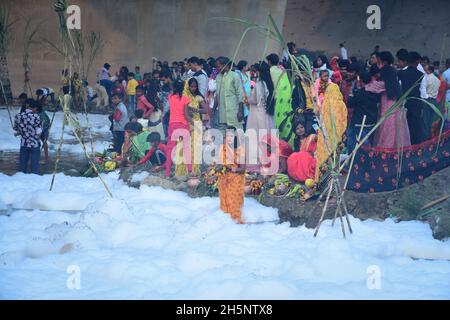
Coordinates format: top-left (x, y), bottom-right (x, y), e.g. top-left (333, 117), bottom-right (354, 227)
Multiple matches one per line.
top-left (335, 176), bottom-right (353, 234)
top-left (67, 113), bottom-right (112, 197)
top-left (331, 178), bottom-right (346, 238)
top-left (344, 115), bottom-right (366, 190)
top-left (314, 178), bottom-right (334, 237)
top-left (82, 97), bottom-right (95, 156)
top-left (50, 105), bottom-right (67, 191)
top-left (0, 78), bottom-right (13, 128)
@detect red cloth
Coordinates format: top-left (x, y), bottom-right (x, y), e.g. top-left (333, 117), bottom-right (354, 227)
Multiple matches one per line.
top-left (112, 85), bottom-right (127, 98)
top-left (169, 94), bottom-right (190, 126)
top-left (287, 152), bottom-right (316, 182)
top-left (437, 76), bottom-right (447, 103)
top-left (287, 135), bottom-right (317, 182)
top-left (138, 143), bottom-right (168, 165)
top-left (330, 57), bottom-right (342, 84)
top-left (113, 109), bottom-right (122, 122)
top-left (137, 94), bottom-right (155, 118)
top-left (165, 122), bottom-right (192, 177)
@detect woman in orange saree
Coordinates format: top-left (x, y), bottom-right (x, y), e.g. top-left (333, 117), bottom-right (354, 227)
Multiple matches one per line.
top-left (217, 127), bottom-right (246, 224)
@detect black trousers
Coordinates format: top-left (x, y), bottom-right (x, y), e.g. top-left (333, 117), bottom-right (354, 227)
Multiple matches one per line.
top-left (113, 131), bottom-right (125, 154)
top-left (406, 103), bottom-right (425, 145)
top-left (422, 98), bottom-right (436, 141)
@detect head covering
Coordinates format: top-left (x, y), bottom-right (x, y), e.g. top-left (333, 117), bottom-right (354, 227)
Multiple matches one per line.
top-left (329, 56), bottom-right (340, 71)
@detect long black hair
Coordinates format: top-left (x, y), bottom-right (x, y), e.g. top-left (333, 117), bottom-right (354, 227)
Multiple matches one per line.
top-left (254, 62), bottom-right (275, 116)
top-left (173, 80), bottom-right (184, 98)
top-left (313, 55), bottom-right (329, 68)
top-left (292, 111), bottom-right (315, 152)
top-left (291, 75), bottom-right (307, 110)
top-left (236, 60), bottom-right (248, 71)
top-left (119, 66), bottom-right (129, 82)
top-left (379, 51), bottom-right (402, 100)
top-left (188, 78), bottom-right (203, 99)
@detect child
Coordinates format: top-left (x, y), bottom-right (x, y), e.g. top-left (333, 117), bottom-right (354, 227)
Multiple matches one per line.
top-left (165, 80), bottom-right (192, 177)
top-left (136, 85), bottom-right (155, 119)
top-left (122, 116), bottom-right (143, 159)
top-left (127, 72), bottom-right (139, 115)
top-left (36, 101), bottom-right (51, 163)
top-left (138, 132), bottom-right (168, 172)
top-left (217, 126), bottom-right (246, 224)
top-left (135, 66), bottom-right (143, 82)
top-left (111, 93), bottom-right (129, 154)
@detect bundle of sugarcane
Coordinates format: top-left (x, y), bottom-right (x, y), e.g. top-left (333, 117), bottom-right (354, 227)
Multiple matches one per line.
top-left (49, 0), bottom-right (112, 197)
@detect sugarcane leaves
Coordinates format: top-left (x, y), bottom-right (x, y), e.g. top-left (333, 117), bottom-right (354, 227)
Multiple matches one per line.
top-left (408, 97), bottom-right (445, 154)
top-left (0, 5), bottom-right (17, 55)
top-left (86, 31), bottom-right (106, 78)
top-left (49, 0), bottom-right (111, 197)
top-left (54, 0), bottom-right (68, 13)
top-left (23, 18), bottom-right (46, 73)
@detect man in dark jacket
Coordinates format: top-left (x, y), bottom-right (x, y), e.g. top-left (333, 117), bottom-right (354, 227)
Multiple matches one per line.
top-left (346, 71), bottom-right (380, 153)
top-left (398, 51), bottom-right (425, 144)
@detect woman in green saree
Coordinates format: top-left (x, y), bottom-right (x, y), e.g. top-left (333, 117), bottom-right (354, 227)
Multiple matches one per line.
top-left (266, 54), bottom-right (294, 147)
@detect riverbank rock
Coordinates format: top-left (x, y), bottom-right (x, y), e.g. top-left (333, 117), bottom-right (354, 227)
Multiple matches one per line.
top-left (142, 175), bottom-right (179, 190)
top-left (64, 169), bottom-right (82, 177)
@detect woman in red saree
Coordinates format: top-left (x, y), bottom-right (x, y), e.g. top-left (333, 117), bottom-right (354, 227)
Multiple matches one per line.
top-left (287, 119), bottom-right (317, 182)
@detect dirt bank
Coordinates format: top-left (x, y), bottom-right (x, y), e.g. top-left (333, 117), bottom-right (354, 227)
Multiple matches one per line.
top-left (118, 165), bottom-right (450, 240)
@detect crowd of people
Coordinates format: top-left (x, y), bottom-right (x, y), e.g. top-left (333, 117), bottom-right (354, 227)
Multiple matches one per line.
top-left (12, 42), bottom-right (450, 223)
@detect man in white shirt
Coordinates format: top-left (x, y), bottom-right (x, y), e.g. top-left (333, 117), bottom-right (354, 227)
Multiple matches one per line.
top-left (340, 43), bottom-right (348, 60)
top-left (420, 65), bottom-right (441, 100)
top-left (187, 56), bottom-right (208, 97)
top-left (443, 58), bottom-right (450, 103)
top-left (420, 65), bottom-right (442, 140)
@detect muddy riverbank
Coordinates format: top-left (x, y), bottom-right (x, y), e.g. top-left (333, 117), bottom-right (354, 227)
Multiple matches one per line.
top-left (118, 166), bottom-right (450, 241)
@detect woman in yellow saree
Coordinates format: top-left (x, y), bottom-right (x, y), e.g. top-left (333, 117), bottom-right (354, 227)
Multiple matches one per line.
top-left (313, 70), bottom-right (347, 181)
top-left (176, 78), bottom-right (207, 176)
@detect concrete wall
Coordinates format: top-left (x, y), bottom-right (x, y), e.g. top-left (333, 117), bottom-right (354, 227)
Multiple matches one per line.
top-left (283, 0), bottom-right (450, 61)
top-left (4, 0), bottom-right (287, 96)
top-left (4, 0), bottom-right (450, 98)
